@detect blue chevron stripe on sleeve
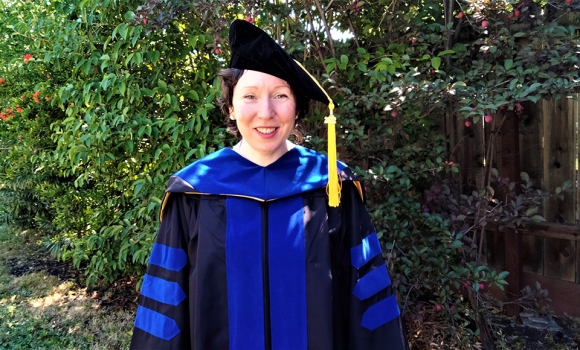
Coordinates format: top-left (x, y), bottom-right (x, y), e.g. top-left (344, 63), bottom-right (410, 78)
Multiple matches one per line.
top-left (148, 243), bottom-right (188, 272)
top-left (134, 305), bottom-right (181, 340)
top-left (140, 274), bottom-right (186, 306)
top-left (352, 264), bottom-right (391, 300)
top-left (361, 294), bottom-right (401, 331)
top-left (350, 233), bottom-right (382, 269)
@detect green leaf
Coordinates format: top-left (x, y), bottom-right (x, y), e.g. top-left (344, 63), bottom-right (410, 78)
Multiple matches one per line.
top-left (431, 57), bottom-right (441, 70)
top-left (437, 50), bottom-right (455, 57)
top-left (119, 24), bottom-right (128, 40)
top-left (450, 240), bottom-right (463, 249)
top-left (531, 215), bottom-right (546, 222)
top-left (504, 59), bottom-right (513, 70)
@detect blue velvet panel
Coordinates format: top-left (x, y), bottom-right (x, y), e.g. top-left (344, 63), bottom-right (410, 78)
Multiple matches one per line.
top-left (134, 305), bottom-right (180, 340)
top-left (140, 274), bottom-right (186, 306)
top-left (171, 146), bottom-right (347, 199)
top-left (268, 196), bottom-right (308, 350)
top-left (352, 264), bottom-right (391, 300)
top-left (361, 294), bottom-right (401, 331)
top-left (148, 243), bottom-right (188, 272)
top-left (350, 232), bottom-right (382, 269)
top-left (225, 198), bottom-right (265, 350)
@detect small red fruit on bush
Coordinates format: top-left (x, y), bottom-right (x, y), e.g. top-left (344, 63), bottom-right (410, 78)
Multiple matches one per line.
top-left (479, 283), bottom-right (485, 290)
top-left (565, 0), bottom-right (573, 4)
top-left (143, 18), bottom-right (148, 24)
top-left (215, 48), bottom-right (221, 55)
top-left (514, 10), bottom-right (521, 17)
top-left (465, 120), bottom-right (472, 127)
top-left (245, 16), bottom-right (255, 24)
top-left (392, 110), bottom-right (398, 117)
top-left (483, 49), bottom-right (489, 54)
top-left (17, 107), bottom-right (23, 113)
top-left (457, 12), bottom-right (464, 19)
top-left (484, 115), bottom-right (493, 123)
top-left (411, 38), bottom-right (417, 44)
top-left (435, 304), bottom-right (442, 311)
top-left (23, 53), bottom-right (33, 63)
top-left (508, 13), bottom-right (513, 19)
top-left (481, 20), bottom-right (489, 28)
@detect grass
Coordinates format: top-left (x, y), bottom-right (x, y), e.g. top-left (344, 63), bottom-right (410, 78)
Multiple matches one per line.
top-left (0, 226), bottom-right (134, 349)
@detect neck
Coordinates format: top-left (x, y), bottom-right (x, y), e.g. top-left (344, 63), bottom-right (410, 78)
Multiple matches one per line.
top-left (234, 140), bottom-right (295, 167)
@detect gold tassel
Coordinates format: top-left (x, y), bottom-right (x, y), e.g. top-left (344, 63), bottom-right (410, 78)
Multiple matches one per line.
top-left (294, 60), bottom-right (341, 207)
top-left (325, 102), bottom-right (340, 207)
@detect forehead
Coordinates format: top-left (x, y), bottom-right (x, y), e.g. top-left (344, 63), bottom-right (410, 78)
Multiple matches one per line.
top-left (236, 70), bottom-right (292, 89)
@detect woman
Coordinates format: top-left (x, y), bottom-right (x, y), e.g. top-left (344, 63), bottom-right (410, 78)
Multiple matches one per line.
top-left (130, 19), bottom-right (408, 350)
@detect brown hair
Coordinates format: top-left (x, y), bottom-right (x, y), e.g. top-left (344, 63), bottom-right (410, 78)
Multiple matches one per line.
top-left (217, 68), bottom-right (309, 141)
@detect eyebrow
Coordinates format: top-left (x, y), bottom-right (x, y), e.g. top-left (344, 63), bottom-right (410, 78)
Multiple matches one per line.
top-left (239, 85), bottom-right (291, 89)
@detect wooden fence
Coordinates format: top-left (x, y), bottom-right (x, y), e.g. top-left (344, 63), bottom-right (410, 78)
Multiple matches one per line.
top-left (452, 95), bottom-right (580, 316)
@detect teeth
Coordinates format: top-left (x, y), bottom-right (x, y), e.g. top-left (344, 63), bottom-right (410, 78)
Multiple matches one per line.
top-left (256, 128), bottom-right (276, 134)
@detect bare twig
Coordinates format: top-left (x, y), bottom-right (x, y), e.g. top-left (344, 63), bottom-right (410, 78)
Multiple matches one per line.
top-left (346, 13), bottom-right (360, 48)
top-left (305, 7), bottom-right (327, 70)
top-left (312, 0), bottom-right (336, 57)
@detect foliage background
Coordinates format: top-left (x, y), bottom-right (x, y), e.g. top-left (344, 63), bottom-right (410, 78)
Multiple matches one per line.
top-left (0, 0), bottom-right (578, 347)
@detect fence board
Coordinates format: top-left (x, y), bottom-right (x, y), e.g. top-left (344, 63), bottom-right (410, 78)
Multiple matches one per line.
top-left (520, 102), bottom-right (544, 190)
top-left (575, 97), bottom-right (580, 223)
top-left (542, 98), bottom-right (577, 224)
top-left (544, 237), bottom-right (576, 282)
top-left (485, 230), bottom-right (505, 269)
top-left (522, 235), bottom-right (543, 274)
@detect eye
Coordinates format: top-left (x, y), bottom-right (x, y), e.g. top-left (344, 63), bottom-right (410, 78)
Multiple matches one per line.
top-left (243, 94), bottom-right (257, 100)
top-left (274, 93), bottom-right (289, 99)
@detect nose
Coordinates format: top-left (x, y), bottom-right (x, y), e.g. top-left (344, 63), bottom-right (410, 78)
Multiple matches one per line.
top-left (257, 98), bottom-right (275, 119)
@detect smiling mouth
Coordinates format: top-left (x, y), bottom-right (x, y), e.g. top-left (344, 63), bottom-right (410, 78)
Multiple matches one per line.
top-left (256, 127), bottom-right (277, 134)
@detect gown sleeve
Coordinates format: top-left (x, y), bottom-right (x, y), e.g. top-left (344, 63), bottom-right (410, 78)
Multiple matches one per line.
top-left (330, 179), bottom-right (409, 350)
top-left (129, 192), bottom-right (198, 350)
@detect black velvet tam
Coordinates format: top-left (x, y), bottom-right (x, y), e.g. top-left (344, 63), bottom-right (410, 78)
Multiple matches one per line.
top-left (228, 19), bottom-right (328, 104)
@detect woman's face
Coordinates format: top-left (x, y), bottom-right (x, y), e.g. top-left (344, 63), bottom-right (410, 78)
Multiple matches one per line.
top-left (230, 70), bottom-right (297, 164)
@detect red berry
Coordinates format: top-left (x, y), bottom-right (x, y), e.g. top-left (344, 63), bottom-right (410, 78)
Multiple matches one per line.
top-left (481, 20), bottom-right (489, 28)
top-left (411, 38), bottom-right (417, 44)
top-left (215, 48), bottom-right (221, 55)
top-left (508, 14), bottom-right (513, 19)
top-left (483, 49), bottom-right (489, 54)
top-left (514, 10), bottom-right (520, 17)
top-left (435, 304), bottom-right (442, 311)
top-left (392, 110), bottom-right (398, 117)
top-left (457, 12), bottom-right (464, 19)
top-left (479, 283), bottom-right (485, 290)
top-left (565, 0), bottom-right (573, 4)
top-left (143, 18), bottom-right (148, 24)
top-left (245, 16), bottom-right (255, 24)
top-left (465, 120), bottom-right (472, 127)
top-left (499, 105), bottom-right (505, 110)
top-left (484, 115), bottom-right (493, 123)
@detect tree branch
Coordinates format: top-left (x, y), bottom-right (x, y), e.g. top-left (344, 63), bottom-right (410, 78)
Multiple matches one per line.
top-left (312, 0), bottom-right (336, 57)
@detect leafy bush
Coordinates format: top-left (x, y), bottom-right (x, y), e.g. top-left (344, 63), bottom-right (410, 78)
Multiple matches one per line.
top-left (0, 0), bottom-right (579, 347)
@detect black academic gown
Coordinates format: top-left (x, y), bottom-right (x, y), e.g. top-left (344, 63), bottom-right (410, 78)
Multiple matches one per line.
top-left (130, 146), bottom-right (408, 350)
